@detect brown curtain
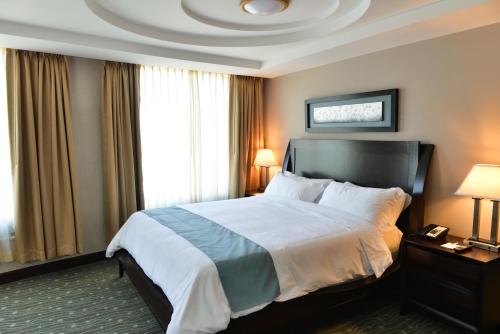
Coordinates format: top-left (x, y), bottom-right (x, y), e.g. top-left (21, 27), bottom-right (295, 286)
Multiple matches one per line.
top-left (6, 49), bottom-right (83, 263)
top-left (101, 61), bottom-right (144, 242)
top-left (229, 75), bottom-right (265, 198)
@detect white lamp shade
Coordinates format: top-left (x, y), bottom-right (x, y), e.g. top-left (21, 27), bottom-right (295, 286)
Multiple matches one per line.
top-left (254, 149), bottom-right (278, 167)
top-left (455, 164), bottom-right (500, 200)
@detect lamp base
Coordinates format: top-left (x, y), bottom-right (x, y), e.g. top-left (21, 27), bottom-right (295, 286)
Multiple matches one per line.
top-left (465, 238), bottom-right (500, 252)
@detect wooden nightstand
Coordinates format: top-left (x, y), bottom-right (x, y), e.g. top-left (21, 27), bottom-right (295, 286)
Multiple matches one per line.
top-left (401, 234), bottom-right (500, 333)
top-left (244, 190), bottom-right (264, 197)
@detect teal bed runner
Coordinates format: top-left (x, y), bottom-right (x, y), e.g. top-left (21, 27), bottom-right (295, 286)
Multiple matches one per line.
top-left (143, 206), bottom-right (280, 312)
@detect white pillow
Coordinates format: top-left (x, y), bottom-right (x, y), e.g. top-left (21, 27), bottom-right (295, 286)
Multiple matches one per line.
top-left (264, 172), bottom-right (328, 202)
top-left (318, 181), bottom-right (408, 231)
top-left (283, 171), bottom-right (332, 202)
top-left (345, 182), bottom-right (412, 211)
top-left (284, 171), bottom-right (332, 186)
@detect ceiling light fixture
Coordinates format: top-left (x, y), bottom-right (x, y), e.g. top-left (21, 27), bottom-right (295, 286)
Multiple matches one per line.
top-left (240, 0), bottom-right (289, 16)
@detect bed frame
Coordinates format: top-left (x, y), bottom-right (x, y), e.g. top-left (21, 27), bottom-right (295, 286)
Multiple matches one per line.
top-left (115, 139), bottom-right (434, 333)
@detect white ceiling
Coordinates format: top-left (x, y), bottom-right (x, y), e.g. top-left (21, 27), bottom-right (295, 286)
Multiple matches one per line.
top-left (0, 0), bottom-right (499, 78)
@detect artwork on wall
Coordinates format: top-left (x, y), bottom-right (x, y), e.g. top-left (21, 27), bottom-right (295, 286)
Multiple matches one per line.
top-left (305, 89), bottom-right (398, 132)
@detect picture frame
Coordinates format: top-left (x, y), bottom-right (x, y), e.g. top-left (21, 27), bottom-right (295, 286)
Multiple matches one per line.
top-left (305, 89), bottom-right (398, 132)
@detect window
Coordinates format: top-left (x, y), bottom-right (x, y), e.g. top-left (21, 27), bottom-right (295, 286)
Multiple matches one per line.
top-left (0, 48), bottom-right (15, 261)
top-left (140, 66), bottom-right (229, 209)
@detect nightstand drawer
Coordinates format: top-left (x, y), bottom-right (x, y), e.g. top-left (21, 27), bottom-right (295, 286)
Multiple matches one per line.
top-left (406, 244), bottom-right (481, 288)
top-left (406, 272), bottom-right (478, 324)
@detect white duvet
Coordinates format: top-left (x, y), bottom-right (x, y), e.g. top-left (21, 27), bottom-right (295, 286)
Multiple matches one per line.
top-left (106, 195), bottom-right (395, 334)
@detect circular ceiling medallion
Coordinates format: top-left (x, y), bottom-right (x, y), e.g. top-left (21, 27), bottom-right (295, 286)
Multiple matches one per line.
top-left (181, 0), bottom-right (340, 32)
top-left (85, 0), bottom-right (371, 47)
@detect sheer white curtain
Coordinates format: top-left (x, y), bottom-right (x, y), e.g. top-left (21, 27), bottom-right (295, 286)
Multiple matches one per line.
top-left (140, 66), bottom-right (229, 209)
top-left (0, 48), bottom-right (15, 262)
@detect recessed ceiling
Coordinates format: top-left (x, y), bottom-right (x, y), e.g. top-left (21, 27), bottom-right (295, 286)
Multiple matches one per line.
top-left (0, 0), bottom-right (499, 77)
top-left (87, 0), bottom-right (369, 46)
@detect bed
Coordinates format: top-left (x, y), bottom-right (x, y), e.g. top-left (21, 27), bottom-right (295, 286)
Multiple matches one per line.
top-left (108, 139), bottom-right (434, 334)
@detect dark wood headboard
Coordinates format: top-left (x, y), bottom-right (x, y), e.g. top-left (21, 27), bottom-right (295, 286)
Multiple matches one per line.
top-left (282, 139), bottom-right (434, 234)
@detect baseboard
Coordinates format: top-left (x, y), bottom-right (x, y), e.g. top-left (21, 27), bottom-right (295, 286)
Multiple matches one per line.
top-left (0, 251), bottom-right (106, 284)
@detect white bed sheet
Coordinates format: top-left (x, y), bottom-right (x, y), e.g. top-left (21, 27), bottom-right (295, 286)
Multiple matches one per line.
top-left (107, 196), bottom-right (395, 334)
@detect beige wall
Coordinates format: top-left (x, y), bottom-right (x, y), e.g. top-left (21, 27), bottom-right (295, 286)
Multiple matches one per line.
top-left (265, 23), bottom-right (500, 239)
top-left (69, 57), bottom-right (107, 254)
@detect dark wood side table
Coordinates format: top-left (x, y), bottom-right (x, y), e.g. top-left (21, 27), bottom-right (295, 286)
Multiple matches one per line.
top-left (244, 190), bottom-right (264, 197)
top-left (401, 234), bottom-right (500, 333)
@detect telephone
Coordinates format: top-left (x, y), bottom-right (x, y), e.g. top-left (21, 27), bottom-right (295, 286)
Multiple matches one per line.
top-left (418, 224), bottom-right (449, 240)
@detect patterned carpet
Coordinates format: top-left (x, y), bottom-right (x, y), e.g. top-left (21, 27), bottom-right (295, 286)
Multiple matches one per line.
top-left (0, 260), bottom-right (468, 334)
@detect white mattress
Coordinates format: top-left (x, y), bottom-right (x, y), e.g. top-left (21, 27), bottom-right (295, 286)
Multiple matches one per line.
top-left (107, 196), bottom-right (396, 334)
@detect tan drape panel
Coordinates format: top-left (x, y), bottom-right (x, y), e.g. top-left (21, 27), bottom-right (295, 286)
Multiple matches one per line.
top-left (6, 49), bottom-right (83, 263)
top-left (101, 61), bottom-right (144, 242)
top-left (229, 75), bottom-right (265, 198)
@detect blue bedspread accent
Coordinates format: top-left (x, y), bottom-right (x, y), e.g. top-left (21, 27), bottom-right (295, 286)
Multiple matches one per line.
top-left (143, 206), bottom-right (280, 312)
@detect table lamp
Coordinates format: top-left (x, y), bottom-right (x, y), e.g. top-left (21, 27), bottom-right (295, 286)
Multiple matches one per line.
top-left (455, 164), bottom-right (500, 252)
top-left (254, 149), bottom-right (277, 192)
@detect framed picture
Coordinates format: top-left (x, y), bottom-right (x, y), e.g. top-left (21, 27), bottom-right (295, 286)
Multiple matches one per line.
top-left (305, 89), bottom-right (398, 132)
